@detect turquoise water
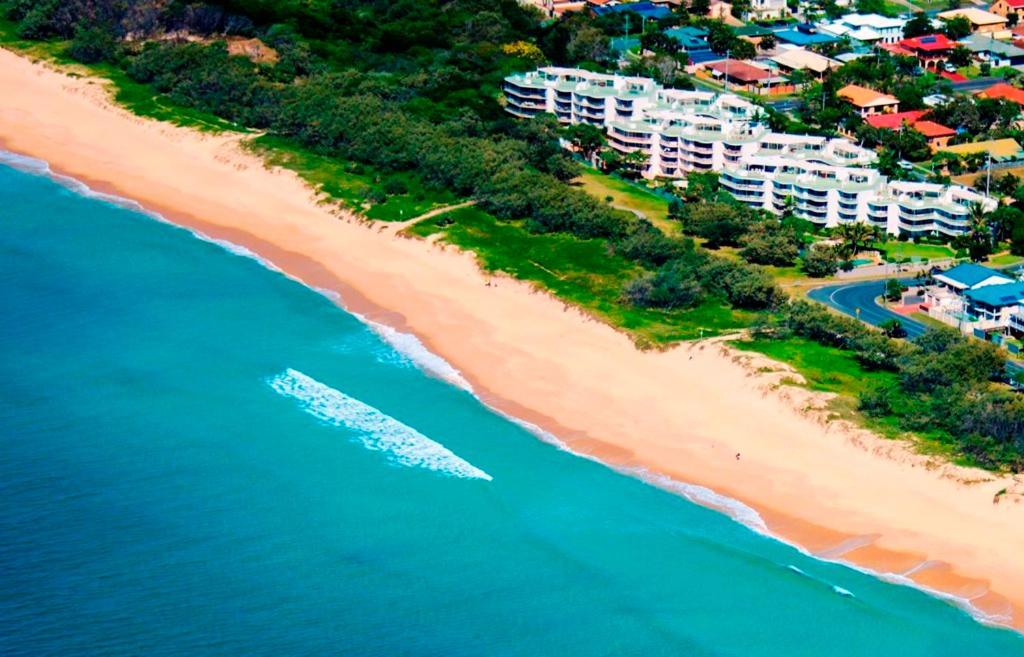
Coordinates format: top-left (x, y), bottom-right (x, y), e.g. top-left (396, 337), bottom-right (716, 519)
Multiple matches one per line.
top-left (0, 154), bottom-right (1020, 656)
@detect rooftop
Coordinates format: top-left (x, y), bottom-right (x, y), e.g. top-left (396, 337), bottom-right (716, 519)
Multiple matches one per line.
top-left (942, 138), bottom-right (1023, 159)
top-left (705, 59), bottom-right (772, 82)
top-left (913, 120), bottom-right (955, 138)
top-left (965, 281), bottom-right (1024, 307)
top-left (773, 28), bottom-right (839, 46)
top-left (837, 83), bottom-right (899, 107)
top-left (900, 34), bottom-right (957, 52)
top-left (936, 7), bottom-right (1006, 26)
top-left (960, 33), bottom-right (1024, 57)
top-left (865, 110), bottom-right (927, 129)
top-left (937, 263), bottom-right (1013, 288)
top-left (977, 81), bottom-right (1024, 105)
top-left (839, 12), bottom-right (906, 29)
top-left (592, 1), bottom-right (672, 18)
top-left (770, 48), bottom-right (839, 73)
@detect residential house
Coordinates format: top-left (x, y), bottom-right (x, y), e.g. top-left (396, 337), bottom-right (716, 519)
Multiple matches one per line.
top-left (819, 13), bottom-right (908, 44)
top-left (864, 110), bottom-right (956, 151)
top-left (591, 1), bottom-right (673, 19)
top-left (936, 8), bottom-right (1007, 33)
top-left (735, 24), bottom-right (774, 47)
top-left (977, 81), bottom-right (1024, 107)
top-left (838, 84), bottom-right (900, 117)
top-left (942, 138), bottom-right (1023, 162)
top-left (988, 0), bottom-right (1024, 19)
top-left (894, 34), bottom-right (958, 71)
top-left (769, 48), bottom-right (842, 81)
top-left (964, 282), bottom-right (1024, 331)
top-left (960, 33), bottom-right (1024, 67)
top-left (773, 24), bottom-right (840, 47)
top-left (924, 263), bottom-right (1017, 328)
top-left (704, 59), bottom-right (776, 93)
top-left (745, 0), bottom-right (789, 21)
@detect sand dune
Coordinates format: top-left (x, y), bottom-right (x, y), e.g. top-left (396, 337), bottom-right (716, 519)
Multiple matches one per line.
top-left (2, 48), bottom-right (1022, 629)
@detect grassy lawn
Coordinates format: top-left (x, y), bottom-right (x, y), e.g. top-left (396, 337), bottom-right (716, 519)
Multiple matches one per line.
top-left (408, 207), bottom-right (756, 344)
top-left (245, 135), bottom-right (458, 220)
top-left (573, 168), bottom-right (676, 235)
top-left (987, 252), bottom-right (1024, 267)
top-left (910, 311), bottom-right (950, 331)
top-left (873, 240), bottom-right (953, 263)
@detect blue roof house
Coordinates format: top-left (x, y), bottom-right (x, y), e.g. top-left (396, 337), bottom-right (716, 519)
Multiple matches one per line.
top-left (964, 281), bottom-right (1024, 331)
top-left (932, 263), bottom-right (1014, 294)
top-left (592, 2), bottom-right (673, 20)
top-left (664, 26), bottom-right (711, 53)
top-left (773, 24), bottom-right (840, 47)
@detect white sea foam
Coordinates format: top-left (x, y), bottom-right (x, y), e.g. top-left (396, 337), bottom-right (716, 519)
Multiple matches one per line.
top-left (636, 470), bottom-right (769, 533)
top-left (269, 368), bottom-right (491, 481)
top-left (832, 585), bottom-right (855, 598)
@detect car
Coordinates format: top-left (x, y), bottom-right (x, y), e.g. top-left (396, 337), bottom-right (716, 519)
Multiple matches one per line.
top-left (942, 62), bottom-right (958, 73)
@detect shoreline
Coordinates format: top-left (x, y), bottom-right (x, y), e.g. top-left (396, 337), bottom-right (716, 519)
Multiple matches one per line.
top-left (3, 49), bottom-right (1024, 632)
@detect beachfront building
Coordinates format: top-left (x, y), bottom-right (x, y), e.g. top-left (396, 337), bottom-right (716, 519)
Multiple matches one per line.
top-left (720, 159), bottom-right (994, 234)
top-left (503, 67), bottom-right (996, 235)
top-left (923, 264), bottom-right (1024, 332)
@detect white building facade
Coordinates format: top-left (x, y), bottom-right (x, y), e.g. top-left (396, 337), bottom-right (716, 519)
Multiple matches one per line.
top-left (503, 67), bottom-right (995, 235)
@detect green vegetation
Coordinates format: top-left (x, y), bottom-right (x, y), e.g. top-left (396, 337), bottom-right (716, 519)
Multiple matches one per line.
top-left (408, 207), bottom-right (756, 344)
top-left (873, 240), bottom-right (954, 263)
top-left (247, 136), bottom-right (458, 221)
top-left (574, 169), bottom-right (674, 234)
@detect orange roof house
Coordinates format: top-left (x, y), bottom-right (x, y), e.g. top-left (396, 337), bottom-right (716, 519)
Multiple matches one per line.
top-left (864, 110), bottom-right (955, 151)
top-left (977, 82), bottom-right (1024, 106)
top-left (838, 84), bottom-right (900, 117)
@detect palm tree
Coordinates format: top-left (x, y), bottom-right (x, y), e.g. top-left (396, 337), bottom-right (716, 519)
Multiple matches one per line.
top-left (834, 222), bottom-right (878, 260)
top-left (966, 202), bottom-right (994, 261)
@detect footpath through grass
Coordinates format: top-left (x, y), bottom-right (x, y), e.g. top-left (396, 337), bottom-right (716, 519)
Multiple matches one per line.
top-left (409, 207), bottom-right (756, 344)
top-left (574, 169), bottom-right (677, 235)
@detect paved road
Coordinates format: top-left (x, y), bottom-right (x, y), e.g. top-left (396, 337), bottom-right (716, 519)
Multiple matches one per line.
top-left (808, 279), bottom-right (927, 338)
top-left (809, 279), bottom-right (1023, 374)
top-left (950, 77), bottom-right (1004, 94)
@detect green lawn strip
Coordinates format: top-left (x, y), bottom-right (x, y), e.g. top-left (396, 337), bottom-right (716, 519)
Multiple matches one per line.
top-left (245, 135), bottom-right (458, 220)
top-left (574, 168), bottom-right (677, 235)
top-left (872, 240), bottom-right (954, 263)
top-left (409, 207), bottom-right (756, 344)
top-left (987, 252), bottom-right (1024, 267)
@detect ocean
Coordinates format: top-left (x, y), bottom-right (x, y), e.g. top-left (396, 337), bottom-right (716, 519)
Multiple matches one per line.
top-left (0, 153), bottom-right (1020, 656)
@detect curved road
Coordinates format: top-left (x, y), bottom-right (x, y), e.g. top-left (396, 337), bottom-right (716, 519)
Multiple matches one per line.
top-left (809, 279), bottom-right (1023, 375)
top-left (807, 279), bottom-right (927, 339)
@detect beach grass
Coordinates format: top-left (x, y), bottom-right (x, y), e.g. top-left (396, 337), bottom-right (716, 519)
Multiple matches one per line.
top-left (573, 169), bottom-right (677, 235)
top-left (245, 135), bottom-right (458, 220)
top-left (410, 207), bottom-right (756, 344)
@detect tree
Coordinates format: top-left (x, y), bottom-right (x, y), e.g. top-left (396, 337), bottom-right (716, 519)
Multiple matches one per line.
top-left (679, 202), bottom-right (748, 247)
top-left (1009, 12), bottom-right (1020, 27)
top-left (947, 45), bottom-right (972, 68)
top-left (904, 13), bottom-right (934, 39)
top-left (833, 222), bottom-right (877, 259)
top-left (885, 278), bottom-right (907, 302)
top-left (941, 16), bottom-right (972, 40)
top-left (562, 123), bottom-right (606, 163)
top-left (965, 202), bottom-right (994, 262)
top-left (739, 220), bottom-right (800, 266)
top-left (880, 319), bottom-right (907, 338)
top-left (67, 24), bottom-right (118, 64)
top-left (690, 0), bottom-right (712, 16)
top-left (802, 244), bottom-right (841, 277)
top-left (759, 33), bottom-right (777, 51)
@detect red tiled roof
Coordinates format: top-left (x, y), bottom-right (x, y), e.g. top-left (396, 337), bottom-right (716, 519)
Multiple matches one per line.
top-left (899, 34), bottom-right (956, 52)
top-left (1006, 0), bottom-right (1024, 8)
top-left (705, 59), bottom-right (771, 82)
top-left (977, 82), bottom-right (1024, 105)
top-left (913, 120), bottom-right (955, 138)
top-left (940, 71), bottom-right (968, 82)
top-left (865, 110), bottom-right (927, 129)
top-left (879, 42), bottom-right (914, 56)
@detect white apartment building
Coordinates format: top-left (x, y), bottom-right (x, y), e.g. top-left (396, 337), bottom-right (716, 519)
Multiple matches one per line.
top-left (503, 67), bottom-right (996, 235)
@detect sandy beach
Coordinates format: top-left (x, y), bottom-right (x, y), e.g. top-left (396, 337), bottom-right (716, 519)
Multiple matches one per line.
top-left (2, 48), bottom-right (1023, 630)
